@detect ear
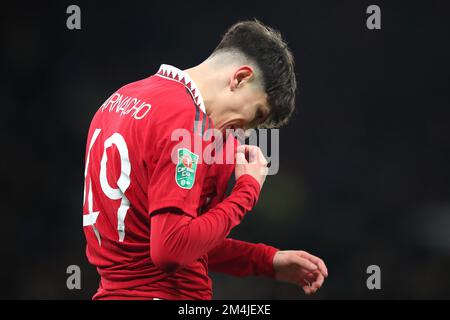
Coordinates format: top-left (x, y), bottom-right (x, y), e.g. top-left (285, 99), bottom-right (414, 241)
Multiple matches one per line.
top-left (229, 65), bottom-right (254, 91)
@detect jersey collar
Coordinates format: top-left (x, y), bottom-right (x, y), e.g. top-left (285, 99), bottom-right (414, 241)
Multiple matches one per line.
top-left (155, 64), bottom-right (206, 114)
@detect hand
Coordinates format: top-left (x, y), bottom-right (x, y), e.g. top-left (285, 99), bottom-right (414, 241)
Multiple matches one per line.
top-left (234, 145), bottom-right (268, 188)
top-left (273, 250), bottom-right (328, 295)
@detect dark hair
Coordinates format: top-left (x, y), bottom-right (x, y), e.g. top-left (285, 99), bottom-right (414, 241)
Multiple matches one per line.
top-left (213, 19), bottom-right (297, 128)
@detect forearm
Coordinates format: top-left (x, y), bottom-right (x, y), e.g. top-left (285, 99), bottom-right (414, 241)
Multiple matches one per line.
top-left (150, 174), bottom-right (260, 273)
top-left (208, 238), bottom-right (279, 278)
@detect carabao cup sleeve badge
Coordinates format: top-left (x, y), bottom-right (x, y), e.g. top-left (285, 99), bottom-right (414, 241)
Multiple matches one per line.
top-left (175, 148), bottom-right (199, 189)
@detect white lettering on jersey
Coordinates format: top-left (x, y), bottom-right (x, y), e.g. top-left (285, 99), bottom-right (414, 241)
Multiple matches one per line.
top-left (100, 92), bottom-right (151, 120)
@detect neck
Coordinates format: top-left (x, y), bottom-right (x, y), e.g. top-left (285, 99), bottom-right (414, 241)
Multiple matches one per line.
top-left (184, 62), bottom-right (221, 123)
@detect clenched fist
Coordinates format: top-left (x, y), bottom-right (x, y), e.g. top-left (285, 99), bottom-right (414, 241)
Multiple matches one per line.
top-left (234, 145), bottom-right (269, 189)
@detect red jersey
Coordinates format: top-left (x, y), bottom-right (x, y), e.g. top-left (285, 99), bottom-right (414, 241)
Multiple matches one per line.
top-left (82, 64), bottom-right (278, 300)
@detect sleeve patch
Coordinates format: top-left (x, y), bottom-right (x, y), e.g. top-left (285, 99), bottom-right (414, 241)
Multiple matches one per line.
top-left (175, 148), bottom-right (199, 189)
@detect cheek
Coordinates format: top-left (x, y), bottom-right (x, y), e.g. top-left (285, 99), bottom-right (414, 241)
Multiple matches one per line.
top-left (241, 95), bottom-right (258, 116)
top-left (232, 92), bottom-right (260, 122)
top-left (238, 104), bottom-right (254, 121)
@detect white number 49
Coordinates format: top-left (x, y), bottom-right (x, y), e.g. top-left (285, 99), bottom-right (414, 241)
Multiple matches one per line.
top-left (83, 129), bottom-right (131, 245)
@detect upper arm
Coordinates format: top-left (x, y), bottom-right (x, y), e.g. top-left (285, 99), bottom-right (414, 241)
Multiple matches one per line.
top-left (145, 97), bottom-right (212, 218)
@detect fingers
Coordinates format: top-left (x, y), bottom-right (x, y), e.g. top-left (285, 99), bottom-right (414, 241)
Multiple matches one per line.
top-left (281, 250), bottom-right (327, 296)
top-left (236, 144), bottom-right (250, 157)
top-left (236, 145), bottom-right (267, 165)
top-left (236, 144), bottom-right (247, 154)
top-left (235, 151), bottom-right (248, 165)
top-left (297, 251), bottom-right (328, 278)
top-left (234, 145), bottom-right (268, 187)
top-left (292, 255), bottom-right (318, 272)
top-left (255, 148), bottom-right (268, 165)
top-left (300, 272), bottom-right (324, 295)
top-left (301, 281), bottom-right (313, 295)
top-left (309, 272), bottom-right (325, 292)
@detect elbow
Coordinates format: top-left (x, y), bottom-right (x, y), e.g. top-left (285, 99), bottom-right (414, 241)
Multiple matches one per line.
top-left (151, 246), bottom-right (183, 274)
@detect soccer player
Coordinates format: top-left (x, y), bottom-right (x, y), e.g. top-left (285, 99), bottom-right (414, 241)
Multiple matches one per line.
top-left (82, 20), bottom-right (328, 300)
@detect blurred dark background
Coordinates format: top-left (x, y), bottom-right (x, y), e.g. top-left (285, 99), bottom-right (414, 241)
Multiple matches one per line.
top-left (1, 0), bottom-right (450, 299)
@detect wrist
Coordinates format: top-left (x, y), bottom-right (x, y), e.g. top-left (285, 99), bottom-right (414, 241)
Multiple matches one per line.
top-left (235, 174), bottom-right (261, 200)
top-left (254, 244), bottom-right (279, 278)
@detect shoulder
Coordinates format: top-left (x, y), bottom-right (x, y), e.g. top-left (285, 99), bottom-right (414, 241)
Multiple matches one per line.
top-left (113, 74), bottom-right (203, 127)
top-left (146, 76), bottom-right (212, 137)
top-left (144, 76), bottom-right (202, 123)
top-left (121, 75), bottom-right (196, 110)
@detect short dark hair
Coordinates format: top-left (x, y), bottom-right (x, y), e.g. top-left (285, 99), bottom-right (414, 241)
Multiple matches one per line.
top-left (213, 19), bottom-right (297, 128)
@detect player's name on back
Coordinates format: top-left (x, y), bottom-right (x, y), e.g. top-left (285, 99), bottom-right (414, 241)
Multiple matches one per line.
top-left (100, 92), bottom-right (152, 120)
